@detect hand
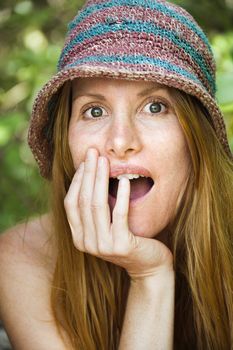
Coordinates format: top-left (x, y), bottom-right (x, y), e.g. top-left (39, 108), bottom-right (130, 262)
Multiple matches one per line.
top-left (64, 148), bottom-right (174, 280)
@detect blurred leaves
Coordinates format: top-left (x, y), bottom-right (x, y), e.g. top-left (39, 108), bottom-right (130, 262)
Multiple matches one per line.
top-left (0, 0), bottom-right (233, 232)
top-left (212, 31), bottom-right (233, 149)
top-left (0, 0), bottom-right (85, 232)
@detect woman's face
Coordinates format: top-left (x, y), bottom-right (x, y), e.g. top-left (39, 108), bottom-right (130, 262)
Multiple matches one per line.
top-left (68, 77), bottom-right (191, 241)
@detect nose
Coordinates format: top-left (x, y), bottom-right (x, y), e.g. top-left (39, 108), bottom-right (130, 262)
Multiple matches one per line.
top-left (105, 114), bottom-right (142, 159)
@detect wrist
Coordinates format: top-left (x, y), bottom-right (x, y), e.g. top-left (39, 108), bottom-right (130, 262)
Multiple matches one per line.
top-left (129, 262), bottom-right (174, 281)
top-left (130, 267), bottom-right (175, 291)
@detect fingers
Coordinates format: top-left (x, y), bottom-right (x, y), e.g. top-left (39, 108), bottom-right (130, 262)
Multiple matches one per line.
top-left (112, 177), bottom-right (130, 226)
top-left (92, 156), bottom-right (112, 252)
top-left (79, 149), bottom-right (99, 253)
top-left (64, 148), bottom-right (174, 276)
top-left (64, 147), bottom-right (132, 258)
top-left (64, 162), bottom-right (85, 250)
top-left (111, 176), bottom-right (132, 252)
top-left (64, 148), bottom-right (113, 256)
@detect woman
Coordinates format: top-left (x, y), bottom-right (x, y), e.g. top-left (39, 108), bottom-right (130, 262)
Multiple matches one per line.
top-left (0, 0), bottom-right (232, 349)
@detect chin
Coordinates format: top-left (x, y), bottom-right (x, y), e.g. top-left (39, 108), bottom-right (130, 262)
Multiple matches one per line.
top-left (128, 216), bottom-right (165, 238)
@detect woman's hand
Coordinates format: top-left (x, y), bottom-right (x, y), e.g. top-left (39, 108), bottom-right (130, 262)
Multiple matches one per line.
top-left (64, 148), bottom-right (173, 280)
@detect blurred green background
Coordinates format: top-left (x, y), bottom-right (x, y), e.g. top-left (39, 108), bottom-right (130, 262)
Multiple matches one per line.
top-left (1, 0), bottom-right (233, 232)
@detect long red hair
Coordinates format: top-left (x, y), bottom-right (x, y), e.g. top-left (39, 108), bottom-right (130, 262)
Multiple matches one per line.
top-left (48, 81), bottom-right (233, 349)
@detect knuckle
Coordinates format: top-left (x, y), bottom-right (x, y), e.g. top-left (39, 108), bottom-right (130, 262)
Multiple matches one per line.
top-left (72, 238), bottom-right (84, 252)
top-left (84, 239), bottom-right (96, 254)
top-left (64, 196), bottom-right (73, 209)
top-left (112, 210), bottom-right (128, 221)
top-left (91, 202), bottom-right (102, 210)
top-left (113, 246), bottom-right (130, 257)
top-left (112, 240), bottom-right (131, 256)
top-left (72, 173), bottom-right (81, 183)
top-left (97, 242), bottom-right (112, 256)
top-left (79, 195), bottom-right (91, 207)
top-left (95, 170), bottom-right (104, 182)
top-left (84, 163), bottom-right (93, 174)
top-left (91, 202), bottom-right (107, 211)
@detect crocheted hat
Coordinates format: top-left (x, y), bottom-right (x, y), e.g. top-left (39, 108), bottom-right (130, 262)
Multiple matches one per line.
top-left (28, 0), bottom-right (233, 179)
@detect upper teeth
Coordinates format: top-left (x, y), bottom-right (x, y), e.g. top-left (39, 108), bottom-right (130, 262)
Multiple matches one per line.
top-left (116, 174), bottom-right (146, 180)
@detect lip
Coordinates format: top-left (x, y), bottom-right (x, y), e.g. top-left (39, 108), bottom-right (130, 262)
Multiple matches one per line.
top-left (108, 180), bottom-right (155, 208)
top-left (108, 161), bottom-right (155, 211)
top-left (109, 164), bottom-right (153, 179)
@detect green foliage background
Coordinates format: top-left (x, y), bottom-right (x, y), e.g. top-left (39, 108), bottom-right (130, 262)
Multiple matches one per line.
top-left (1, 0), bottom-right (233, 232)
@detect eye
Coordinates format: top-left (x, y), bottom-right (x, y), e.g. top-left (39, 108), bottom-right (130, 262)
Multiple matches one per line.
top-left (82, 104), bottom-right (106, 119)
top-left (143, 100), bottom-right (167, 115)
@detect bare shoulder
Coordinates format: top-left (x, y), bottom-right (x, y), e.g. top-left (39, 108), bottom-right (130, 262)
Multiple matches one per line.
top-left (0, 215), bottom-right (70, 349)
top-left (0, 213), bottom-right (56, 275)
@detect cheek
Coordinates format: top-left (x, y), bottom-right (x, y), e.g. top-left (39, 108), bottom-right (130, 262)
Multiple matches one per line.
top-left (166, 151), bottom-right (190, 210)
top-left (68, 121), bottom-right (104, 169)
top-left (156, 124), bottom-right (191, 180)
top-left (68, 123), bottom-right (88, 169)
top-left (154, 126), bottom-right (191, 213)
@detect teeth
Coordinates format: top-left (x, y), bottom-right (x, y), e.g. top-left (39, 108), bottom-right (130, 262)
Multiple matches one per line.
top-left (116, 174), bottom-right (146, 180)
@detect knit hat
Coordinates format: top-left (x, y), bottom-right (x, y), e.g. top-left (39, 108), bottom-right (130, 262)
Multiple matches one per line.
top-left (28, 0), bottom-right (233, 179)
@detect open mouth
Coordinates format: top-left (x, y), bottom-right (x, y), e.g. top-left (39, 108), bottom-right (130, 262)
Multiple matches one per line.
top-left (109, 177), bottom-right (154, 201)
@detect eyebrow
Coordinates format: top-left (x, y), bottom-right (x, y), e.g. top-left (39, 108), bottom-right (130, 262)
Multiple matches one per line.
top-left (138, 85), bottom-right (167, 97)
top-left (73, 84), bottom-right (167, 101)
top-left (73, 93), bottom-right (106, 101)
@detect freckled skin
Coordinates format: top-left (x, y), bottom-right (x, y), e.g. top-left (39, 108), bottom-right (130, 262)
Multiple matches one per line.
top-left (68, 77), bottom-right (191, 242)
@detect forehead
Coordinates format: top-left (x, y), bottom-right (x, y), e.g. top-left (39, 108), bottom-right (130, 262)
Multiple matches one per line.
top-left (72, 77), bottom-right (171, 99)
top-left (72, 78), bottom-right (171, 101)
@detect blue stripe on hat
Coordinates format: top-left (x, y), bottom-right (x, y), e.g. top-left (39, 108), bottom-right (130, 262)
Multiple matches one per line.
top-left (65, 53), bottom-right (204, 89)
top-left (58, 21), bottom-right (215, 94)
top-left (68, 0), bottom-right (212, 53)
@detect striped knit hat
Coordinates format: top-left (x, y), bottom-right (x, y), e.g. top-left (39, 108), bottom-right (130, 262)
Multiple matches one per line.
top-left (28, 0), bottom-right (233, 179)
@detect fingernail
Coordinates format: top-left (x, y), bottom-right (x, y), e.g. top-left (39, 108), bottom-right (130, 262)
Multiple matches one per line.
top-left (87, 148), bottom-right (93, 158)
top-left (121, 176), bottom-right (128, 181)
top-left (98, 156), bottom-right (105, 165)
top-left (88, 149), bottom-right (99, 161)
top-left (78, 162), bottom-right (84, 171)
